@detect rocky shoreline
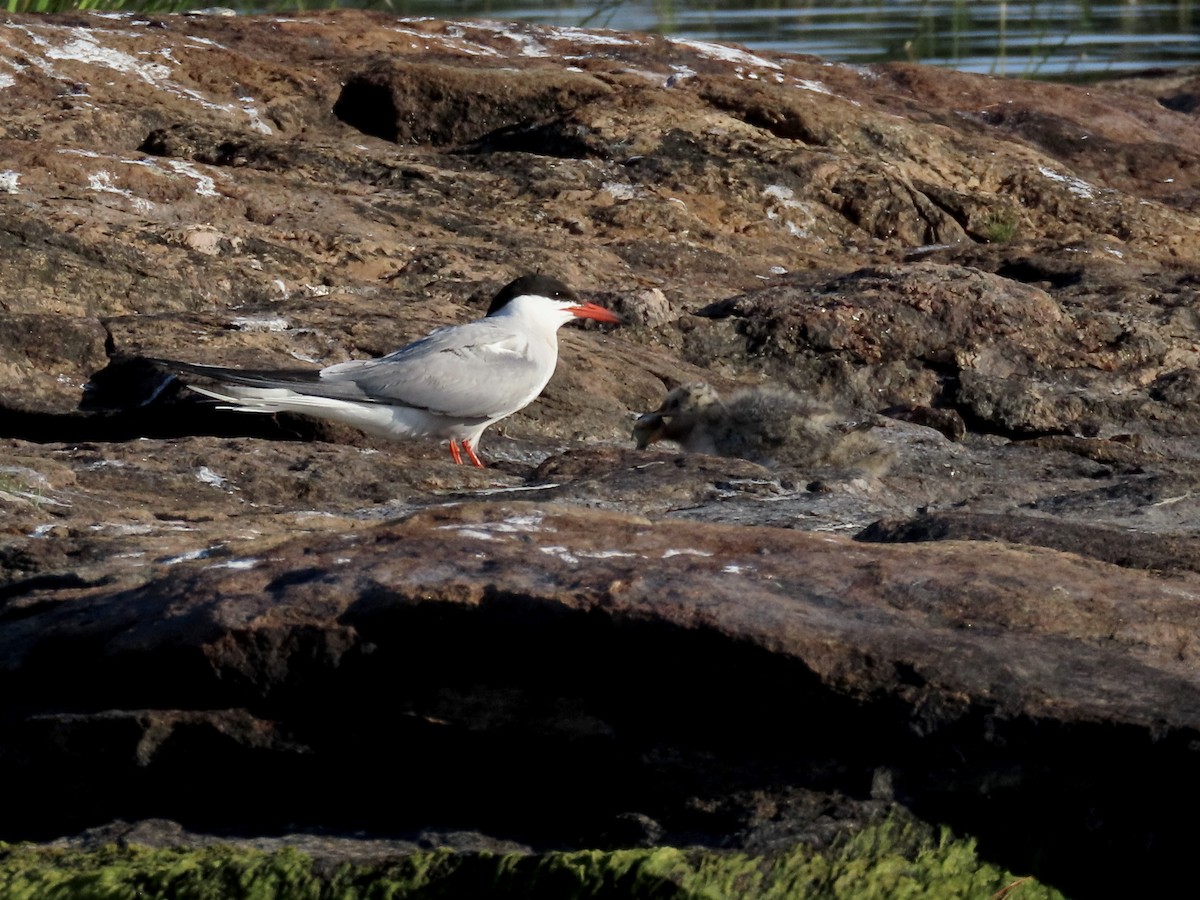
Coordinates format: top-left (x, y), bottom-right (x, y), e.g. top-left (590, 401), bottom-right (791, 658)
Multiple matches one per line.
top-left (3, 10), bottom-right (1200, 897)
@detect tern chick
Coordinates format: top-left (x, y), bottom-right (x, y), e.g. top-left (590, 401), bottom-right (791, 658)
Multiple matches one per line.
top-left (634, 381), bottom-right (889, 472)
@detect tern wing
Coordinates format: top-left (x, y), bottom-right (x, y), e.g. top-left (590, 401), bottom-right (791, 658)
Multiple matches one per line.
top-left (324, 319), bottom-right (551, 419)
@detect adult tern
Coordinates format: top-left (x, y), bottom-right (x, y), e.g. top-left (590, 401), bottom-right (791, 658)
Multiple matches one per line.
top-left (152, 274), bottom-right (621, 467)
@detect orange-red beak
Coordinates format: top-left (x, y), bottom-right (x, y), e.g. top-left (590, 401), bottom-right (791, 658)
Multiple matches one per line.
top-left (568, 302), bottom-right (622, 324)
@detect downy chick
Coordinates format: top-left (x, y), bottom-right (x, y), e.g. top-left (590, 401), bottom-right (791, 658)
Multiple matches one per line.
top-left (634, 381), bottom-right (889, 472)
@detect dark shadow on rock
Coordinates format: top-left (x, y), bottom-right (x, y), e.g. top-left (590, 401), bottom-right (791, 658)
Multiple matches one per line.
top-left (857, 509), bottom-right (1200, 574)
top-left (332, 60), bottom-right (610, 147)
top-left (462, 117), bottom-right (611, 160)
top-left (0, 591), bottom-right (890, 851)
top-left (0, 355), bottom-right (361, 446)
top-left (140, 122), bottom-right (428, 190)
top-left (994, 258), bottom-right (1084, 289)
top-left (3, 571), bottom-right (1199, 896)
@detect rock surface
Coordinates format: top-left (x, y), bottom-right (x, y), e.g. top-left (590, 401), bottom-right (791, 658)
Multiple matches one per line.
top-left (2, 10), bottom-right (1200, 898)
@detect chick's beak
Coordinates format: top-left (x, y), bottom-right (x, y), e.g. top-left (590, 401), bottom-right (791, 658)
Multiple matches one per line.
top-left (632, 412), bottom-right (667, 449)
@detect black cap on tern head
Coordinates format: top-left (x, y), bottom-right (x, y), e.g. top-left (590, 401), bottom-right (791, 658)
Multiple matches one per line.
top-left (487, 274), bottom-right (579, 316)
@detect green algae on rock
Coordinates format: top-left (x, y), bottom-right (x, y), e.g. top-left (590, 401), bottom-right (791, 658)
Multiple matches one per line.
top-left (0, 821), bottom-right (1064, 899)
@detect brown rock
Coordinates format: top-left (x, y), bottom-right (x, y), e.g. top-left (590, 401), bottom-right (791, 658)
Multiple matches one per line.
top-left (4, 11), bottom-right (1200, 896)
top-left (858, 509), bottom-right (1200, 574)
top-left (881, 404), bottom-right (967, 442)
top-left (5, 501), bottom-right (1200, 896)
top-left (332, 60), bottom-right (612, 147)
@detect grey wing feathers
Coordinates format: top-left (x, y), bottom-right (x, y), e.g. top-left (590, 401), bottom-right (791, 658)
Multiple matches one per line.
top-left (324, 321), bottom-right (548, 418)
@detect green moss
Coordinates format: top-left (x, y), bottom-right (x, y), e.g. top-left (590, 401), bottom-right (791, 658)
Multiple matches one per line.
top-left (0, 845), bottom-right (322, 900)
top-left (0, 821), bottom-right (1065, 900)
top-left (981, 210), bottom-right (1019, 243)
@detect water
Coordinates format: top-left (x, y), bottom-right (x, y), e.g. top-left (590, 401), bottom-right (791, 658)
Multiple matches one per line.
top-left (346, 0), bottom-right (1200, 80)
top-left (12, 0), bottom-right (1199, 79)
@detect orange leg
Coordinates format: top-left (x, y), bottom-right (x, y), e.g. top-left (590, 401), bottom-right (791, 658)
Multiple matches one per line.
top-left (463, 438), bottom-right (485, 468)
top-left (448, 439), bottom-right (463, 465)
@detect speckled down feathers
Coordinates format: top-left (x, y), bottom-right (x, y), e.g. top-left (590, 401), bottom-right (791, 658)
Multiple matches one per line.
top-left (636, 382), bottom-right (891, 472)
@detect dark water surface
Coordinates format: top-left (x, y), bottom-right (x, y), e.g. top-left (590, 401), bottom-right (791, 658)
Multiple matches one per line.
top-left (335, 0), bottom-right (1198, 79)
top-left (15, 0), bottom-right (1200, 78)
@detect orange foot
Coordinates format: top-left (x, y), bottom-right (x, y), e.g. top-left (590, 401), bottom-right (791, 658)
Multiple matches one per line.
top-left (463, 439), bottom-right (484, 468)
top-left (448, 439), bottom-right (463, 465)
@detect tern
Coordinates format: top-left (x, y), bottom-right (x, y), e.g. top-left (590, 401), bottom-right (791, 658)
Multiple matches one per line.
top-left (634, 381), bottom-right (890, 471)
top-left (152, 274), bottom-right (621, 467)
